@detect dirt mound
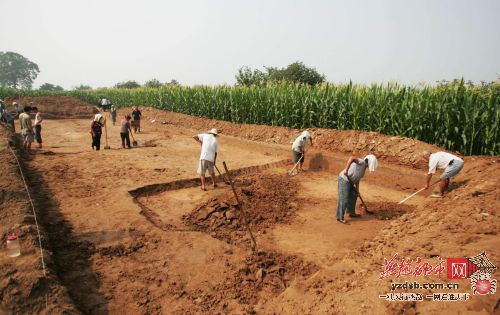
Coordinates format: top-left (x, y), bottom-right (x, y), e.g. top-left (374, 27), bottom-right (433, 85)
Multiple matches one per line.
top-left (184, 250), bottom-right (318, 313)
top-left (308, 152), bottom-right (330, 171)
top-left (184, 174), bottom-right (299, 244)
top-left (4, 96), bottom-right (97, 118)
top-left (366, 202), bottom-right (415, 220)
top-left (235, 251), bottom-right (318, 302)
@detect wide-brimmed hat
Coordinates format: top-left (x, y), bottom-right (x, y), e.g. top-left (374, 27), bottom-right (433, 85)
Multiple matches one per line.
top-left (13, 102), bottom-right (18, 105)
top-left (208, 128), bottom-right (218, 135)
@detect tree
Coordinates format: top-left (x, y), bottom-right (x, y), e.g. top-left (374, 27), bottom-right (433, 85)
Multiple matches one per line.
top-left (268, 62), bottom-right (325, 85)
top-left (165, 79), bottom-right (180, 86)
top-left (235, 62), bottom-right (325, 86)
top-left (235, 67), bottom-right (267, 86)
top-left (39, 83), bottom-right (64, 91)
top-left (0, 51), bottom-right (40, 89)
top-left (115, 80), bottom-right (141, 89)
top-left (73, 84), bottom-right (92, 90)
top-left (144, 78), bottom-right (162, 88)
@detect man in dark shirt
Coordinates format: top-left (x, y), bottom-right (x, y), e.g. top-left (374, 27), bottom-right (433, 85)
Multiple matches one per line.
top-left (131, 106), bottom-right (142, 133)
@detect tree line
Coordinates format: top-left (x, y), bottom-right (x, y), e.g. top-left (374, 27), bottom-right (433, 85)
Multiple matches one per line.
top-left (0, 51), bottom-right (327, 90)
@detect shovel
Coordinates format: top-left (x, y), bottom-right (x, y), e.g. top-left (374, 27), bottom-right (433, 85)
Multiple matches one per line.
top-left (130, 132), bottom-right (138, 147)
top-left (104, 120), bottom-right (110, 150)
top-left (346, 175), bottom-right (373, 215)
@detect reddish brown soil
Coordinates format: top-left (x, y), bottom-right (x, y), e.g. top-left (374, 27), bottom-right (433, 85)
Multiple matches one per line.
top-left (0, 123), bottom-right (78, 314)
top-left (4, 95), bottom-right (97, 118)
top-left (183, 174), bottom-right (299, 245)
top-left (0, 96), bottom-right (498, 314)
top-left (139, 106), bottom-right (445, 168)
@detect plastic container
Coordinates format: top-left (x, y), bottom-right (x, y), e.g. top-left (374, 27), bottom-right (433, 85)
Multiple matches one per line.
top-left (7, 234), bottom-right (20, 257)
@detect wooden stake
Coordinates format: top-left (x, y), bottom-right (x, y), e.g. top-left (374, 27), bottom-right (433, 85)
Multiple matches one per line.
top-left (222, 161), bottom-right (257, 253)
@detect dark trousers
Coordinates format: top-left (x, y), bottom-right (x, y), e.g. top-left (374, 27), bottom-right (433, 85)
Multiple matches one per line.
top-left (120, 132), bottom-right (131, 148)
top-left (336, 176), bottom-right (358, 219)
top-left (35, 124), bottom-right (42, 143)
top-left (92, 133), bottom-right (101, 150)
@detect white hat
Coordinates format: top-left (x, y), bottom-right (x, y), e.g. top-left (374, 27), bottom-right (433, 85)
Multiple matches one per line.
top-left (364, 154), bottom-right (378, 172)
top-left (94, 113), bottom-right (104, 122)
top-left (208, 128), bottom-right (218, 135)
top-left (13, 102), bottom-right (18, 105)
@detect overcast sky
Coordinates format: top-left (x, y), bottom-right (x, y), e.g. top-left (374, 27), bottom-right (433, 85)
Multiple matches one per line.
top-left (1, 0), bottom-right (499, 89)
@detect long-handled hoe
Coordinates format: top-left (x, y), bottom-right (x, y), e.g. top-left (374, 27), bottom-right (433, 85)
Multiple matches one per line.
top-left (346, 176), bottom-right (373, 215)
top-left (287, 153), bottom-right (304, 176)
top-left (130, 132), bottom-right (138, 147)
top-left (398, 180), bottom-right (440, 204)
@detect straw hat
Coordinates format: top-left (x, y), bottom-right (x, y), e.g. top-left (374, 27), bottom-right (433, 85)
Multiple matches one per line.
top-left (208, 128), bottom-right (218, 135)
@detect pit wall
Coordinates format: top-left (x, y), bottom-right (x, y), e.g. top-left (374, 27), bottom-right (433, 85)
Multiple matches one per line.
top-left (132, 107), bottom-right (450, 169)
top-left (0, 123), bottom-right (79, 314)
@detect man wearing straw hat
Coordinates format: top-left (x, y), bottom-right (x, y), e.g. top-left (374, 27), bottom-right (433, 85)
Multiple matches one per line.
top-left (291, 130), bottom-right (313, 173)
top-left (193, 128), bottom-right (219, 191)
top-left (422, 150), bottom-right (464, 198)
top-left (336, 154), bottom-right (378, 224)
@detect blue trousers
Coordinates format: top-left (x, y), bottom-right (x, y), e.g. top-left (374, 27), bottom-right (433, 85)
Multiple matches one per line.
top-left (336, 176), bottom-right (358, 220)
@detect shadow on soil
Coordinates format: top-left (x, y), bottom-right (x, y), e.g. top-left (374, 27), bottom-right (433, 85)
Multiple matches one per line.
top-left (21, 158), bottom-right (108, 314)
top-left (448, 179), bottom-right (470, 192)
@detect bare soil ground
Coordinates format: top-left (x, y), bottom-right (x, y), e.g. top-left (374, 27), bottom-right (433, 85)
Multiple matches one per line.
top-left (1, 96), bottom-right (498, 314)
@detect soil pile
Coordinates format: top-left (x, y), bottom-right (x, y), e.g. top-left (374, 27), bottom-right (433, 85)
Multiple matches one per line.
top-left (183, 251), bottom-right (319, 313)
top-left (4, 96), bottom-right (97, 118)
top-left (184, 174), bottom-right (299, 244)
top-left (365, 202), bottom-right (415, 220)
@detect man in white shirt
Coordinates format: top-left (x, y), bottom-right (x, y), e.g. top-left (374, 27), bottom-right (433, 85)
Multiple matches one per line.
top-left (423, 151), bottom-right (464, 198)
top-left (291, 130), bottom-right (313, 172)
top-left (193, 128), bottom-right (219, 191)
top-left (33, 107), bottom-right (43, 148)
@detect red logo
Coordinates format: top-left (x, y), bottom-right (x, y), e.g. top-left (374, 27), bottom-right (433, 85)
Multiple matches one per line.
top-left (447, 258), bottom-right (471, 279)
top-left (475, 280), bottom-right (492, 295)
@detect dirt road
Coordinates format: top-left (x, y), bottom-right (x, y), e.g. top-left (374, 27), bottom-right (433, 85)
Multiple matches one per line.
top-left (2, 100), bottom-right (498, 314)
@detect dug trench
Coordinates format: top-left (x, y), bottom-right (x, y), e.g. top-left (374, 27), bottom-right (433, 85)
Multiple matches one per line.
top-left (133, 163), bottom-right (418, 312)
top-left (22, 162), bottom-right (109, 314)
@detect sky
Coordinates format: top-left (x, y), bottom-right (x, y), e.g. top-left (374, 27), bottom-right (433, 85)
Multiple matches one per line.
top-left (0, 0), bottom-right (499, 89)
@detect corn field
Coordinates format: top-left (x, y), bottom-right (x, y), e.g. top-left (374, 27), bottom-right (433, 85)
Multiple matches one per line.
top-left (1, 80), bottom-right (498, 155)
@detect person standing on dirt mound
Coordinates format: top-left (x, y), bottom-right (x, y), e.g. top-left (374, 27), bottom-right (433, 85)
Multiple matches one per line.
top-left (336, 154), bottom-right (378, 224)
top-left (32, 107), bottom-right (43, 148)
top-left (90, 114), bottom-right (105, 151)
top-left (0, 99), bottom-right (15, 131)
top-left (131, 106), bottom-right (142, 133)
top-left (193, 128), bottom-right (219, 191)
top-left (422, 150), bottom-right (464, 198)
top-left (291, 130), bottom-right (313, 172)
top-left (19, 106), bottom-right (34, 154)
